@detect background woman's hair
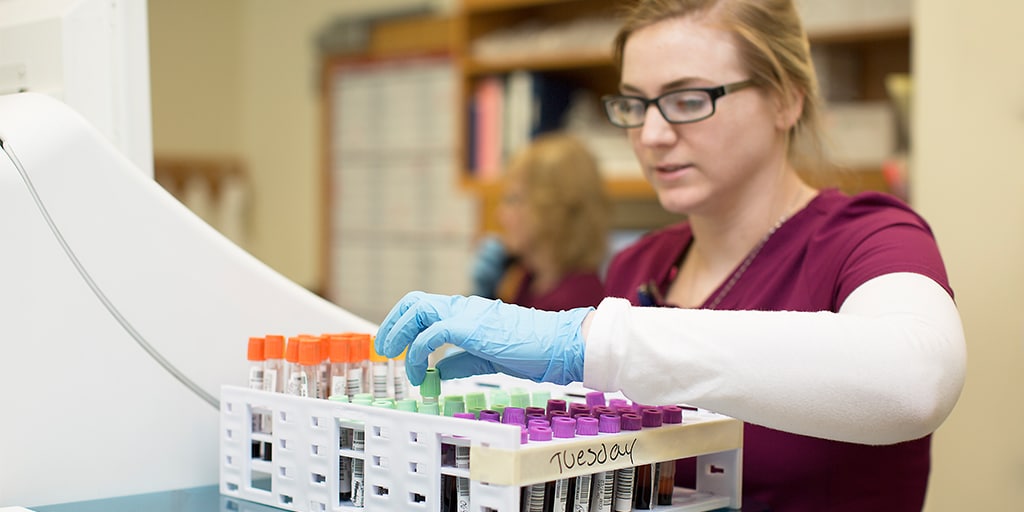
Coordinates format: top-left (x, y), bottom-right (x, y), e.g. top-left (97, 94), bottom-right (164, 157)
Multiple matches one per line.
top-left (503, 132), bottom-right (612, 273)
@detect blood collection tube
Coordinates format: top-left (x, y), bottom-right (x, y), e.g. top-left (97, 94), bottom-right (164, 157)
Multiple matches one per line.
top-left (247, 337), bottom-right (266, 392)
top-left (342, 333), bottom-right (365, 397)
top-left (392, 347), bottom-right (410, 400)
top-left (317, 336), bottom-right (330, 399)
top-left (522, 425), bottom-right (553, 512)
top-left (284, 336), bottom-right (302, 396)
top-left (633, 409), bottom-right (664, 509)
top-left (551, 417), bottom-right (577, 512)
top-left (328, 334), bottom-right (349, 399)
top-left (369, 344), bottom-right (389, 399)
top-left (454, 413), bottom-right (473, 511)
top-left (263, 334), bottom-right (285, 394)
top-left (657, 406), bottom-right (683, 506)
top-left (261, 334), bottom-right (285, 457)
top-left (247, 337), bottom-right (265, 458)
top-left (354, 334), bottom-right (372, 394)
top-left (590, 414), bottom-right (620, 512)
top-left (297, 337), bottom-right (322, 398)
top-left (337, 415), bottom-right (353, 502)
top-left (419, 368), bottom-right (441, 415)
top-left (613, 414), bottom-right (642, 512)
top-left (351, 420), bottom-right (365, 508)
top-left (573, 417), bottom-right (599, 512)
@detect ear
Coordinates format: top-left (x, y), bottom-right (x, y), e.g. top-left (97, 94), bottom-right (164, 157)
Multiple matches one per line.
top-left (775, 88), bottom-right (805, 131)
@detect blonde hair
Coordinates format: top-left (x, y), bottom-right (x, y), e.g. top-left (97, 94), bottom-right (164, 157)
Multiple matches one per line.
top-left (502, 133), bottom-right (612, 273)
top-left (613, 0), bottom-right (831, 178)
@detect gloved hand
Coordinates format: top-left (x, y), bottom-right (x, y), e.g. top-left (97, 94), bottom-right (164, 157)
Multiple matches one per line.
top-left (375, 291), bottom-right (591, 386)
top-left (470, 235), bottom-right (510, 298)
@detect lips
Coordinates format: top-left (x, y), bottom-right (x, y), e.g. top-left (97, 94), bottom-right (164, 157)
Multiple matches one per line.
top-left (651, 163), bottom-right (693, 180)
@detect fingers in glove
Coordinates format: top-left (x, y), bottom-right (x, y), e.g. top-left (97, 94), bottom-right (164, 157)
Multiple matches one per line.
top-left (376, 291), bottom-right (440, 359)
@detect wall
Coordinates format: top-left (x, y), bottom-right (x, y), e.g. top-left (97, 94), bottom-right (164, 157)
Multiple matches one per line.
top-left (915, 1), bottom-right (1024, 510)
top-left (149, 0), bottom-right (441, 290)
top-left (148, 0), bottom-right (243, 156)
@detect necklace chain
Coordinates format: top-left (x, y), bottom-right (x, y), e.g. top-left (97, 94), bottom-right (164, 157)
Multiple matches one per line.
top-left (704, 192), bottom-right (808, 310)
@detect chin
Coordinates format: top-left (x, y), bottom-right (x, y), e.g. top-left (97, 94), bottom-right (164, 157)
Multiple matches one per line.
top-left (654, 188), bottom-right (698, 216)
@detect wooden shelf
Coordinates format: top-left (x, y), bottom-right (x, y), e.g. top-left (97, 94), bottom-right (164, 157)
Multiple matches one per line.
top-left (463, 0), bottom-right (580, 13)
top-left (808, 21), bottom-right (910, 44)
top-left (464, 51), bottom-right (613, 75)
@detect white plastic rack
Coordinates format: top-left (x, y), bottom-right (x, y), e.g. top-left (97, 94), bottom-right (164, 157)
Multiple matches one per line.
top-left (220, 385), bottom-right (743, 511)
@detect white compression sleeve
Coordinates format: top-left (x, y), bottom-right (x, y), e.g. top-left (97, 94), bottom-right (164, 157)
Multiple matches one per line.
top-left (583, 272), bottom-right (966, 445)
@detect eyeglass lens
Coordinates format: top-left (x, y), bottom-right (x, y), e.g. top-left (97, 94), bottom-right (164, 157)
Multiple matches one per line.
top-left (605, 89), bottom-right (714, 127)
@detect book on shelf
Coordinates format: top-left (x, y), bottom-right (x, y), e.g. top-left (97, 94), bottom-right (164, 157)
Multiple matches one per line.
top-left (468, 71), bottom-right (576, 179)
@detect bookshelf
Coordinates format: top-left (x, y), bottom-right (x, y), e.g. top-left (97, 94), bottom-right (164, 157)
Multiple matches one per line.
top-left (453, 0), bottom-right (913, 232)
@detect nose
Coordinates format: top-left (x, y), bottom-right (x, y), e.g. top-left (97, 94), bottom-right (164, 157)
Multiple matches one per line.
top-left (636, 103), bottom-right (678, 147)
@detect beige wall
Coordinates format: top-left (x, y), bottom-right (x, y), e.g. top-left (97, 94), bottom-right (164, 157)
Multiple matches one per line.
top-left (149, 0), bottom-right (436, 289)
top-left (916, 1), bottom-right (1024, 510)
top-left (149, 0), bottom-right (243, 155)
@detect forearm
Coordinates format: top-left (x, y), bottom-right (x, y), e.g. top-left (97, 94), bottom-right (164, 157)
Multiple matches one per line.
top-left (583, 272), bottom-right (966, 445)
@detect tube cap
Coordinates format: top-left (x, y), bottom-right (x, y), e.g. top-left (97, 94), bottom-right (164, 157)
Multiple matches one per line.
top-left (501, 407), bottom-right (526, 426)
top-left (443, 399), bottom-right (466, 417)
top-left (509, 391), bottom-right (531, 408)
top-left (525, 406), bottom-right (546, 417)
top-left (396, 399), bottom-right (418, 412)
top-left (546, 399), bottom-right (567, 415)
top-left (528, 418), bottom-right (550, 430)
top-left (530, 390), bottom-right (551, 408)
top-left (369, 346), bottom-right (388, 363)
top-left (298, 338), bottom-right (321, 366)
top-left (247, 337), bottom-right (265, 361)
top-left (264, 335), bottom-right (284, 359)
top-left (577, 416), bottom-right (599, 436)
top-left (552, 417), bottom-right (576, 438)
top-left (420, 368), bottom-right (441, 398)
top-left (328, 335), bottom-right (349, 363)
top-left (478, 409), bottom-right (500, 422)
top-left (621, 413), bottom-right (643, 431)
top-left (608, 398), bottom-right (629, 409)
top-left (641, 408), bottom-right (663, 428)
top-left (598, 414), bottom-right (620, 433)
top-left (465, 392), bottom-right (487, 411)
top-left (284, 337), bottom-right (301, 363)
top-left (661, 405), bottom-right (683, 424)
top-left (528, 425), bottom-right (552, 442)
top-left (585, 391), bottom-right (606, 407)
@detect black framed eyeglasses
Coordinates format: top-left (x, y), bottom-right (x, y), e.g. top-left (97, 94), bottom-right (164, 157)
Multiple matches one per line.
top-left (601, 79), bottom-right (755, 128)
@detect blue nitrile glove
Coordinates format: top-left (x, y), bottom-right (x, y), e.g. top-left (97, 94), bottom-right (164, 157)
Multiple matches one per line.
top-left (375, 291), bottom-right (591, 386)
top-left (470, 235), bottom-right (509, 298)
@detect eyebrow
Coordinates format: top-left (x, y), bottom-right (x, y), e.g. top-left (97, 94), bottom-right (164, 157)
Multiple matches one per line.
top-left (619, 77), bottom-right (709, 95)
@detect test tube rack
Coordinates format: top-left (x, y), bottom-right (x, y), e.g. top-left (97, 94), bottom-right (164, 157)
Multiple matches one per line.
top-left (220, 385), bottom-right (743, 511)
